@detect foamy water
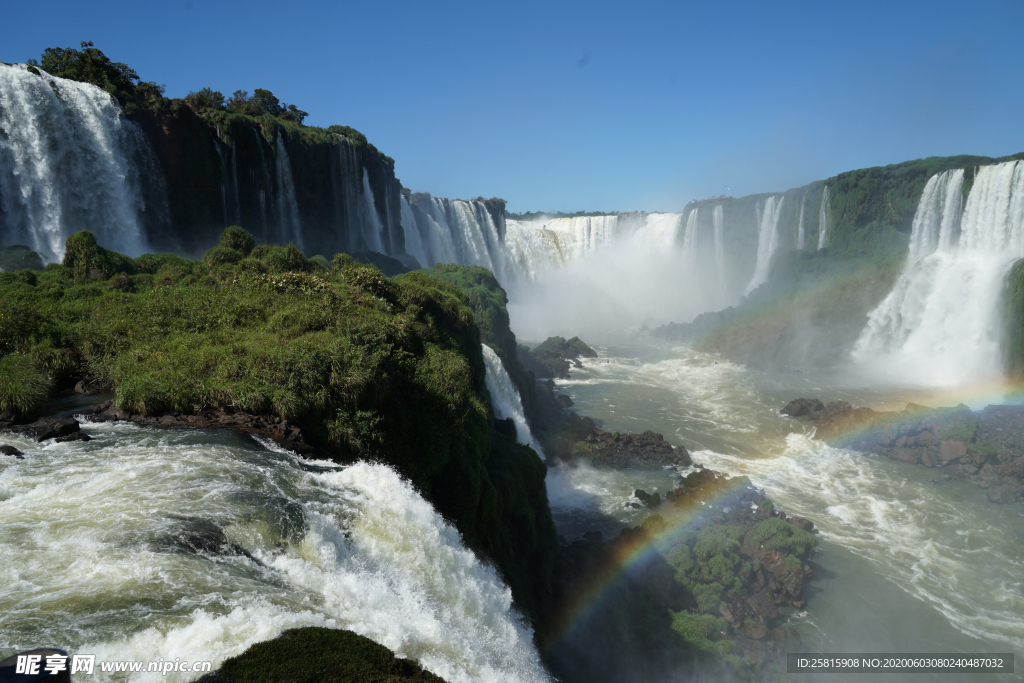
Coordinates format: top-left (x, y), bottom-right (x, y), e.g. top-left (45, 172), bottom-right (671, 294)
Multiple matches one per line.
top-left (0, 421), bottom-right (549, 683)
top-left (544, 343), bottom-right (1024, 680)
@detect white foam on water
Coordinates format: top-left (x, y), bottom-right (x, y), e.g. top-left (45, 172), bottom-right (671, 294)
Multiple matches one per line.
top-left (0, 423), bottom-right (550, 683)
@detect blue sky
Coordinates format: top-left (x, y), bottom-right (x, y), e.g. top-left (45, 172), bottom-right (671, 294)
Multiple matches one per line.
top-left (3, 0), bottom-right (1024, 212)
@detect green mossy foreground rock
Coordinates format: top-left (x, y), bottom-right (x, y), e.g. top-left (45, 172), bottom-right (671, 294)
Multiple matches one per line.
top-left (197, 628), bottom-right (447, 683)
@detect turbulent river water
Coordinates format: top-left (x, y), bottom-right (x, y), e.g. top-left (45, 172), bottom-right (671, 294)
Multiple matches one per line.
top-left (0, 421), bottom-right (549, 683)
top-left (543, 343), bottom-right (1024, 683)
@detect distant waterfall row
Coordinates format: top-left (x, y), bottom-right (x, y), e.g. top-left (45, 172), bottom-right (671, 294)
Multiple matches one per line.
top-left (0, 63), bottom-right (167, 262)
top-left (853, 161), bottom-right (1024, 385)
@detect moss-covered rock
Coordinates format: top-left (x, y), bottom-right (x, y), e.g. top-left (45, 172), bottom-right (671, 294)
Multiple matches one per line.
top-left (197, 628), bottom-right (447, 683)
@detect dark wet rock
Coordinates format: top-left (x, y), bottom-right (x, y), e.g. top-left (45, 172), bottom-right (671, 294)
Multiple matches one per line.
top-left (1, 444), bottom-right (25, 459)
top-left (554, 394), bottom-right (575, 409)
top-left (74, 380), bottom-right (101, 396)
top-left (518, 336), bottom-right (597, 380)
top-left (55, 432), bottom-right (92, 443)
top-left (0, 411), bottom-right (16, 427)
top-left (71, 402), bottom-right (313, 455)
top-left (780, 397), bottom-right (824, 417)
top-left (493, 417), bottom-right (517, 439)
top-left (569, 428), bottom-right (691, 468)
top-left (10, 416), bottom-right (80, 442)
top-left (787, 397), bottom-right (1024, 504)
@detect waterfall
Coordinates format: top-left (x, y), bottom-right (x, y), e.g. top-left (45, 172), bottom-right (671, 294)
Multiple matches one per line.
top-left (0, 422), bottom-right (550, 683)
top-left (817, 186), bottom-right (831, 250)
top-left (906, 169), bottom-right (964, 261)
top-left (0, 63), bottom-right (163, 262)
top-left (796, 198), bottom-right (806, 250)
top-left (744, 196), bottom-right (784, 295)
top-left (852, 161), bottom-right (1024, 386)
top-left (713, 204), bottom-right (725, 281)
top-left (400, 197), bottom-right (507, 275)
top-left (482, 344), bottom-right (543, 454)
top-left (680, 208), bottom-right (699, 262)
top-left (361, 169), bottom-right (385, 253)
top-left (274, 134), bottom-right (303, 250)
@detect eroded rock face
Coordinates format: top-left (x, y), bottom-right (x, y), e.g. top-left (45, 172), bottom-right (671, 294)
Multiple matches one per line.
top-left (784, 399), bottom-right (1024, 504)
top-left (72, 401), bottom-right (313, 455)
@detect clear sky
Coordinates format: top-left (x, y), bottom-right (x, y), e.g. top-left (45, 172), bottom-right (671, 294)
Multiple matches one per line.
top-left (3, 0), bottom-right (1024, 213)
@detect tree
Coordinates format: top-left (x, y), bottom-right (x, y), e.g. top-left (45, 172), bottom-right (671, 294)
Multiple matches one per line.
top-left (31, 41), bottom-right (164, 110)
top-left (185, 87), bottom-right (226, 112)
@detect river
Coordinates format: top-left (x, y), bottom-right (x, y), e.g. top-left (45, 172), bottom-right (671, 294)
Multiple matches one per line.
top-left (544, 342), bottom-right (1024, 682)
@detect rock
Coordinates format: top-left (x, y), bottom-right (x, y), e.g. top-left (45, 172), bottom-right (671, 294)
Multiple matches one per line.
top-left (634, 489), bottom-right (651, 504)
top-left (889, 448), bottom-right (920, 465)
top-left (780, 398), bottom-right (824, 417)
top-left (12, 417), bottom-right (80, 442)
top-left (1, 444), bottom-right (25, 459)
top-left (940, 440), bottom-right (968, 462)
top-left (74, 380), bottom-right (101, 395)
top-left (554, 394), bottom-right (575, 409)
top-left (493, 417), bottom-right (517, 439)
top-left (0, 411), bottom-right (16, 427)
top-left (787, 516), bottom-right (814, 533)
top-left (56, 432), bottom-right (91, 443)
top-left (646, 492), bottom-right (661, 508)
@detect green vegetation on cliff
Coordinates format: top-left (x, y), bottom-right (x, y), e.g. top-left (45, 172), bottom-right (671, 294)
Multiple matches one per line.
top-left (0, 230), bottom-right (556, 623)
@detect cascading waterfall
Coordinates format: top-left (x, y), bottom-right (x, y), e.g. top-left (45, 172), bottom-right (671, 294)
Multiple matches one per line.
top-left (852, 161), bottom-right (1024, 386)
top-left (401, 197), bottom-right (507, 276)
top-left (680, 208), bottom-right (699, 262)
top-left (482, 344), bottom-right (544, 454)
top-left (817, 186), bottom-right (831, 250)
top-left (0, 422), bottom-right (550, 683)
top-left (905, 169), bottom-right (965, 260)
top-left (274, 134), bottom-right (303, 250)
top-left (713, 205), bottom-right (725, 283)
top-left (0, 63), bottom-right (163, 261)
top-left (796, 198), bottom-right (806, 250)
top-left (744, 196), bottom-right (784, 295)
top-left (361, 170), bottom-right (386, 253)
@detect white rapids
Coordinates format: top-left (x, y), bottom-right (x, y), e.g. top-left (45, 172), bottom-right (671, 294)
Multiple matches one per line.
top-left (0, 421), bottom-right (550, 683)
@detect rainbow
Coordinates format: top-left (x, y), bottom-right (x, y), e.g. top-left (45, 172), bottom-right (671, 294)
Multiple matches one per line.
top-left (542, 473), bottom-right (754, 650)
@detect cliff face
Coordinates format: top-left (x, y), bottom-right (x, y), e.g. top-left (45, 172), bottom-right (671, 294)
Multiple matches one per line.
top-left (655, 152), bottom-right (1024, 370)
top-left (132, 102), bottom-right (406, 260)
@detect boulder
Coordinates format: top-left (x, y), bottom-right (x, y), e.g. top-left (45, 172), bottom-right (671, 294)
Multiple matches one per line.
top-left (1, 444), bottom-right (25, 459)
top-left (12, 417), bottom-right (80, 442)
top-left (940, 440), bottom-right (968, 461)
top-left (554, 394), bottom-right (574, 409)
top-left (780, 398), bottom-right (824, 417)
top-left (56, 432), bottom-right (91, 443)
top-left (74, 380), bottom-right (101, 396)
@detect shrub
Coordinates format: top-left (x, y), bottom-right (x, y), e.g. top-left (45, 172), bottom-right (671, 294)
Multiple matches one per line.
top-left (0, 353), bottom-right (52, 415)
top-left (741, 518), bottom-right (818, 557)
top-left (62, 230), bottom-right (136, 281)
top-left (218, 226), bottom-right (256, 256)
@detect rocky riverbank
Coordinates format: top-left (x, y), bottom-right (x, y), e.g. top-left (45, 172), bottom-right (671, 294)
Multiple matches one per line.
top-left (546, 466), bottom-right (817, 682)
top-left (783, 397), bottom-right (1024, 504)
